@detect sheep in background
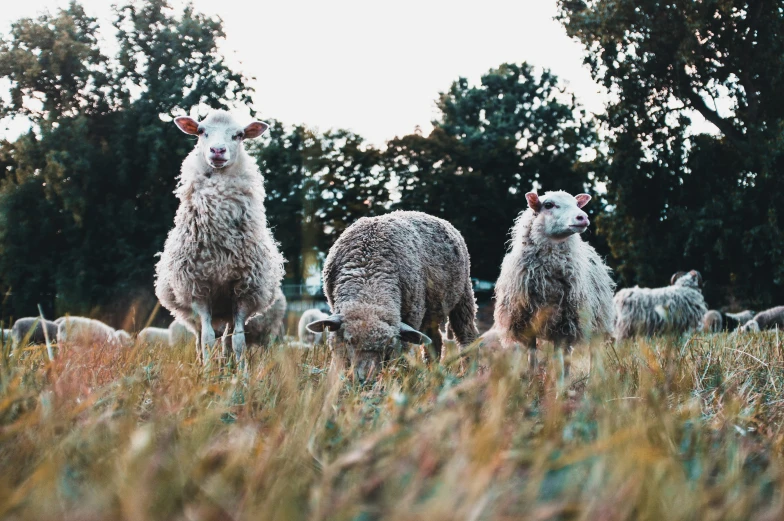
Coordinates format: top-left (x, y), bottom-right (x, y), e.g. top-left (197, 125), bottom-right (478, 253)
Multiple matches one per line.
top-left (298, 309), bottom-right (329, 345)
top-left (155, 110), bottom-right (285, 365)
top-left (169, 320), bottom-right (196, 347)
top-left (243, 287), bottom-right (287, 348)
top-left (11, 317), bottom-right (58, 350)
top-left (740, 306), bottom-right (784, 332)
top-left (115, 330), bottom-right (133, 347)
top-left (57, 317), bottom-right (119, 346)
top-left (137, 327), bottom-right (170, 346)
top-left (703, 309), bottom-right (756, 333)
top-left (307, 211), bottom-right (479, 382)
top-left (493, 191), bottom-right (615, 386)
top-left (614, 270), bottom-right (707, 340)
top-left (477, 328), bottom-right (503, 350)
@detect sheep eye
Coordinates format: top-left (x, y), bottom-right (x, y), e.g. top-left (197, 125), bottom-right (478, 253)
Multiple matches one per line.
top-left (543, 202), bottom-right (555, 210)
top-left (233, 132), bottom-right (243, 140)
top-left (197, 128), bottom-right (205, 135)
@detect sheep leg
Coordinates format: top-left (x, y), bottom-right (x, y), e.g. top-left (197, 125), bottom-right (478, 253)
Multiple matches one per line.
top-left (527, 337), bottom-right (538, 376)
top-left (192, 301), bottom-right (215, 366)
top-left (231, 301), bottom-right (253, 368)
top-left (553, 340), bottom-right (573, 392)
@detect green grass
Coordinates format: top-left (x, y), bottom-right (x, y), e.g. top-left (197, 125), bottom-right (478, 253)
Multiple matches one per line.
top-left (2, 331), bottom-right (784, 520)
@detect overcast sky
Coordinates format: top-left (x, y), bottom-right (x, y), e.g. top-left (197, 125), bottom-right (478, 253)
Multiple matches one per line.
top-left (1, 0), bottom-right (609, 145)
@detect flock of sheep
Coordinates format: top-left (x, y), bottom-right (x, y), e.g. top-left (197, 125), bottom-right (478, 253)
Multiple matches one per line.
top-left (7, 110), bottom-right (784, 385)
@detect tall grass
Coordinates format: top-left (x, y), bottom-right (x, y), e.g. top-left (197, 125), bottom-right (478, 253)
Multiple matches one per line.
top-left (2, 331), bottom-right (784, 520)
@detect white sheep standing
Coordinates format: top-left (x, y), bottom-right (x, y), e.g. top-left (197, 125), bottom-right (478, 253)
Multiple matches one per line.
top-left (493, 191), bottom-right (616, 387)
top-left (307, 211), bottom-right (479, 382)
top-left (137, 327), bottom-right (170, 345)
top-left (11, 317), bottom-right (59, 350)
top-left (56, 317), bottom-right (124, 347)
top-left (298, 308), bottom-right (329, 345)
top-left (740, 306), bottom-right (784, 332)
top-left (614, 270), bottom-right (707, 339)
top-left (155, 110), bottom-right (285, 365)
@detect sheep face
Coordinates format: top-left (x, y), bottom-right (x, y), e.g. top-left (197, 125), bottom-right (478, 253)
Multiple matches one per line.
top-left (174, 111), bottom-right (269, 170)
top-left (525, 191), bottom-right (591, 241)
top-left (306, 308), bottom-right (430, 382)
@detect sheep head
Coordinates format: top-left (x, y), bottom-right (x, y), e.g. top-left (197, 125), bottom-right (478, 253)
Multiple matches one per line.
top-left (306, 306), bottom-right (431, 382)
top-left (525, 190), bottom-right (591, 241)
top-left (175, 110), bottom-right (269, 170)
top-left (672, 270), bottom-right (703, 289)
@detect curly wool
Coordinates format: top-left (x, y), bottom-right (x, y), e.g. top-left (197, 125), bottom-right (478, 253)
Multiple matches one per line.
top-left (323, 210), bottom-right (479, 356)
top-left (494, 206), bottom-right (616, 346)
top-left (614, 275), bottom-right (707, 339)
top-left (154, 122), bottom-right (285, 333)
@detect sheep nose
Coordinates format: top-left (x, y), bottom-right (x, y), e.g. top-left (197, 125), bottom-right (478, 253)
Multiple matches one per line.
top-left (210, 146), bottom-right (226, 155)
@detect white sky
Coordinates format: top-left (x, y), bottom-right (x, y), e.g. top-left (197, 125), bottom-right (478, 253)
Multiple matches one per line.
top-left (2, 0), bottom-right (610, 145)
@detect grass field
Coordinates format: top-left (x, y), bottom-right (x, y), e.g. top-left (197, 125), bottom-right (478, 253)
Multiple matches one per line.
top-left (2, 331), bottom-right (784, 520)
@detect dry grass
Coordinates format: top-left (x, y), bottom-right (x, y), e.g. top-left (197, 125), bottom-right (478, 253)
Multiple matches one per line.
top-left (2, 330), bottom-right (784, 520)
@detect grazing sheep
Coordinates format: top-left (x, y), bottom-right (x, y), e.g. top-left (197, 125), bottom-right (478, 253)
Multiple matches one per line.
top-left (298, 308), bottom-right (329, 345)
top-left (115, 330), bottom-right (133, 347)
top-left (740, 306), bottom-right (784, 332)
top-left (240, 287), bottom-right (287, 348)
top-left (307, 211), bottom-right (479, 381)
top-left (11, 317), bottom-right (58, 349)
top-left (154, 110), bottom-right (285, 365)
top-left (137, 327), bottom-right (170, 345)
top-left (703, 309), bottom-right (756, 333)
top-left (614, 270), bottom-right (707, 340)
top-left (169, 320), bottom-right (197, 347)
top-left (493, 191), bottom-right (615, 386)
top-left (57, 317), bottom-right (118, 346)
top-left (477, 328), bottom-right (503, 350)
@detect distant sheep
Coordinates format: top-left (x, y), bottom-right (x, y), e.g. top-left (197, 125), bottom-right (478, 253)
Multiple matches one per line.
top-left (307, 211), bottom-right (479, 381)
top-left (614, 270), bottom-right (707, 339)
top-left (702, 309), bottom-right (756, 333)
top-left (168, 320), bottom-right (196, 347)
top-left (298, 309), bottom-right (329, 345)
top-left (115, 330), bottom-right (133, 347)
top-left (137, 327), bottom-right (170, 345)
top-left (11, 317), bottom-right (58, 349)
top-left (243, 287), bottom-right (287, 348)
top-left (740, 306), bottom-right (784, 332)
top-left (155, 110), bottom-right (285, 365)
top-left (57, 317), bottom-right (119, 346)
top-left (493, 191), bottom-right (615, 386)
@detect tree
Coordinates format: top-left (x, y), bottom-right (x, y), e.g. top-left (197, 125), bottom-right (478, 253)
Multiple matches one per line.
top-left (383, 63), bottom-right (603, 281)
top-left (0, 0), bottom-right (255, 322)
top-left (558, 0), bottom-right (784, 305)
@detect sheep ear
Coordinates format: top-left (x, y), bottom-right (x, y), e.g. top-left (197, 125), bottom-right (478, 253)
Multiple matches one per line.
top-left (690, 270), bottom-right (703, 287)
top-left (670, 271), bottom-right (686, 285)
top-left (399, 323), bottom-right (431, 345)
top-left (575, 193), bottom-right (591, 208)
top-left (243, 121), bottom-right (269, 139)
top-left (525, 192), bottom-right (541, 212)
top-left (175, 116), bottom-right (200, 135)
top-left (307, 314), bottom-right (343, 333)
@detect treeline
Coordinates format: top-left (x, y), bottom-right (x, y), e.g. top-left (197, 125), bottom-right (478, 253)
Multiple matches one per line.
top-left (0, 0), bottom-right (782, 325)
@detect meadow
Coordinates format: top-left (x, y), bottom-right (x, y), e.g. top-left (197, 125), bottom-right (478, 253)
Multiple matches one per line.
top-left (2, 331), bottom-right (784, 520)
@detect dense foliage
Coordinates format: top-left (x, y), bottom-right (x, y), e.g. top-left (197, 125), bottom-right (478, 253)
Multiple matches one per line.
top-left (557, 0), bottom-right (784, 307)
